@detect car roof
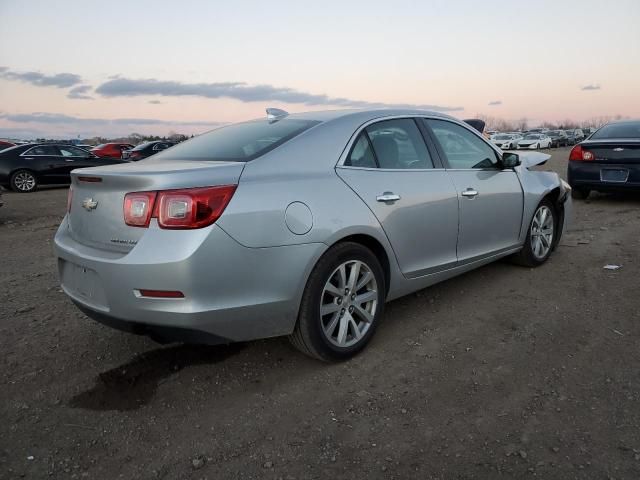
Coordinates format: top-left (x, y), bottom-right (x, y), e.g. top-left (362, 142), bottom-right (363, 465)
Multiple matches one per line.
top-left (283, 108), bottom-right (458, 124)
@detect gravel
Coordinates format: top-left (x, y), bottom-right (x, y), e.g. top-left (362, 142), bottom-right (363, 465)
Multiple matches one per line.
top-left (1, 149), bottom-right (639, 479)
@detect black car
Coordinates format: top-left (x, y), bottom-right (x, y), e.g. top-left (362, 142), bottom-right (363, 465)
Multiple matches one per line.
top-left (547, 130), bottom-right (569, 148)
top-left (0, 144), bottom-right (126, 193)
top-left (124, 141), bottom-right (175, 161)
top-left (568, 120), bottom-right (640, 199)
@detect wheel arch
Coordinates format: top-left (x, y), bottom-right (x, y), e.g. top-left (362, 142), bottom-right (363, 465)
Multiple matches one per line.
top-left (327, 233), bottom-right (392, 297)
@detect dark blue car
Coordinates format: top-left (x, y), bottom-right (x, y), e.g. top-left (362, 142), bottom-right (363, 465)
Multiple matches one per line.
top-left (568, 120), bottom-right (640, 199)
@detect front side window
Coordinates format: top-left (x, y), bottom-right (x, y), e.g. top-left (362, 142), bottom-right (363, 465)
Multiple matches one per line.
top-left (426, 119), bottom-right (499, 169)
top-left (154, 119), bottom-right (320, 162)
top-left (24, 145), bottom-right (58, 156)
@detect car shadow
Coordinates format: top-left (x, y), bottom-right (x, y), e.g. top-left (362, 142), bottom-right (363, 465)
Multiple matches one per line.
top-left (68, 343), bottom-right (245, 411)
top-left (584, 191), bottom-right (640, 204)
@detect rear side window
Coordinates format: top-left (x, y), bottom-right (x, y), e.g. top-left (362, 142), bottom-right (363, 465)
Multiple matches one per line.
top-left (24, 145), bottom-right (58, 156)
top-left (155, 119), bottom-right (320, 162)
top-left (345, 134), bottom-right (377, 168)
top-left (345, 118), bottom-right (433, 169)
top-left (590, 122), bottom-right (640, 139)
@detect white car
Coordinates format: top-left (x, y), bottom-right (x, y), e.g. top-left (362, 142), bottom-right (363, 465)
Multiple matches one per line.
top-left (517, 134), bottom-right (552, 150)
top-left (491, 133), bottom-right (522, 150)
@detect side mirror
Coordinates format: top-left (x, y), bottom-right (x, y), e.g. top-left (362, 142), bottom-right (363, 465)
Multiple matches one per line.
top-left (502, 152), bottom-right (521, 168)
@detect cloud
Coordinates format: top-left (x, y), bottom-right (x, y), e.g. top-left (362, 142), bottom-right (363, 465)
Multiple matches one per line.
top-left (67, 85), bottom-right (94, 100)
top-left (0, 66), bottom-right (82, 88)
top-left (488, 100), bottom-right (502, 106)
top-left (0, 112), bottom-right (221, 127)
top-left (581, 84), bottom-right (601, 91)
top-left (148, 100), bottom-right (163, 104)
top-left (95, 77), bottom-right (463, 111)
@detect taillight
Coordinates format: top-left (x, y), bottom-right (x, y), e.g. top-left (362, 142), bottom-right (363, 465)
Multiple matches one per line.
top-left (124, 191), bottom-right (157, 227)
top-left (130, 152), bottom-right (141, 160)
top-left (67, 186), bottom-right (73, 213)
top-left (123, 186), bottom-right (236, 229)
top-left (569, 145), bottom-right (595, 161)
top-left (156, 186), bottom-right (237, 229)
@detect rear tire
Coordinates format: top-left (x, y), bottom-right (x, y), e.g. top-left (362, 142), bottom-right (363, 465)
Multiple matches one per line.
top-left (512, 199), bottom-right (557, 267)
top-left (10, 169), bottom-right (37, 193)
top-left (571, 187), bottom-right (590, 199)
top-left (289, 242), bottom-right (385, 361)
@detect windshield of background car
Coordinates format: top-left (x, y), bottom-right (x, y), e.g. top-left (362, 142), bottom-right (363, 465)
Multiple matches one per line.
top-left (525, 134), bottom-right (541, 139)
top-left (132, 142), bottom-right (154, 151)
top-left (154, 119), bottom-right (320, 162)
top-left (590, 122), bottom-right (640, 139)
top-left (94, 144), bottom-right (106, 149)
top-left (495, 135), bottom-right (510, 140)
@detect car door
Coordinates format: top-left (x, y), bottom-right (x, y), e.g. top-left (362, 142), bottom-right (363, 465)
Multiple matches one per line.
top-left (336, 118), bottom-right (459, 278)
top-left (423, 118), bottom-right (524, 263)
top-left (20, 145), bottom-right (63, 184)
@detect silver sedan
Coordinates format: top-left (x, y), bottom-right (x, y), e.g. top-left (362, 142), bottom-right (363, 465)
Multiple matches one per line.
top-left (55, 108), bottom-right (571, 361)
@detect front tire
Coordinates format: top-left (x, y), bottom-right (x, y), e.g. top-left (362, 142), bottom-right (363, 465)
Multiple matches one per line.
top-left (289, 242), bottom-right (385, 361)
top-left (512, 200), bottom-right (557, 267)
top-left (10, 169), bottom-right (37, 193)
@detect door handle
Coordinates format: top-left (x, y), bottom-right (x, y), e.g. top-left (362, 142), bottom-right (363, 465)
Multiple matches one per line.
top-left (461, 188), bottom-right (478, 198)
top-left (65, 159), bottom-right (75, 162)
top-left (376, 192), bottom-right (401, 203)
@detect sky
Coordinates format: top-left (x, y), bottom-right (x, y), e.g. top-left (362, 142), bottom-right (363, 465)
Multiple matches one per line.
top-left (0, 0), bottom-right (639, 139)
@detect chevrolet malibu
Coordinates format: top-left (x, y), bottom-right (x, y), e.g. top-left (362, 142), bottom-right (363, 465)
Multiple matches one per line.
top-left (55, 109), bottom-right (571, 361)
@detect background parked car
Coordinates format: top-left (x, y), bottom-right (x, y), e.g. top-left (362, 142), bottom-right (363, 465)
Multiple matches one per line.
top-left (0, 140), bottom-right (16, 151)
top-left (564, 129), bottom-right (585, 145)
top-left (91, 143), bottom-right (134, 159)
top-left (75, 144), bottom-right (96, 151)
top-left (517, 134), bottom-right (552, 149)
top-left (123, 141), bottom-right (175, 161)
top-left (0, 144), bottom-right (126, 192)
top-left (547, 130), bottom-right (570, 147)
top-left (491, 133), bottom-right (522, 150)
top-left (567, 120), bottom-right (640, 199)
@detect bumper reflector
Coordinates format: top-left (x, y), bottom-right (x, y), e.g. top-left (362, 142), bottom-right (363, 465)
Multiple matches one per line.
top-left (137, 289), bottom-right (184, 298)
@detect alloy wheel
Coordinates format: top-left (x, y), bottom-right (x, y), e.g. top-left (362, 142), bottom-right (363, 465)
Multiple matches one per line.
top-left (14, 172), bottom-right (36, 191)
top-left (530, 205), bottom-right (554, 259)
top-left (320, 260), bottom-right (378, 348)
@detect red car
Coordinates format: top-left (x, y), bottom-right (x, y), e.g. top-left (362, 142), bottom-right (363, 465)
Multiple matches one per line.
top-left (91, 143), bottom-right (134, 159)
top-left (0, 140), bottom-right (16, 150)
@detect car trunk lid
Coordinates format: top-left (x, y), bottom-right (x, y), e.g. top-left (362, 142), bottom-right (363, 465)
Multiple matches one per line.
top-left (67, 160), bottom-right (244, 253)
top-left (581, 140), bottom-right (640, 164)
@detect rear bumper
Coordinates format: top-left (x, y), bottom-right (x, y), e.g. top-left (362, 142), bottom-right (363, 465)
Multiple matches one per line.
top-left (54, 217), bottom-right (326, 343)
top-left (568, 161), bottom-right (640, 192)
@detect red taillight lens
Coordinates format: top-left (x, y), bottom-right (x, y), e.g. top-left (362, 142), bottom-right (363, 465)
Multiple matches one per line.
top-left (67, 186), bottom-right (73, 213)
top-left (569, 145), bottom-right (594, 161)
top-left (124, 191), bottom-right (157, 227)
top-left (156, 185), bottom-right (237, 229)
top-left (122, 186), bottom-right (236, 229)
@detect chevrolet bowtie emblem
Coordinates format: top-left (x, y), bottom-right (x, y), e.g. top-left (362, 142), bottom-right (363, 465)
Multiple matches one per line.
top-left (82, 198), bottom-right (98, 211)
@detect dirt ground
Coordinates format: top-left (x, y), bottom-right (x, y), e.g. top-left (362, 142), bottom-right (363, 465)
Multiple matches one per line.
top-left (1, 147), bottom-right (639, 479)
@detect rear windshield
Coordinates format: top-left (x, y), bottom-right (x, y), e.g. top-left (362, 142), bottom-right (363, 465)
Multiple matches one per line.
top-left (94, 144), bottom-right (106, 149)
top-left (154, 119), bottom-right (320, 162)
top-left (590, 122), bottom-right (640, 139)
